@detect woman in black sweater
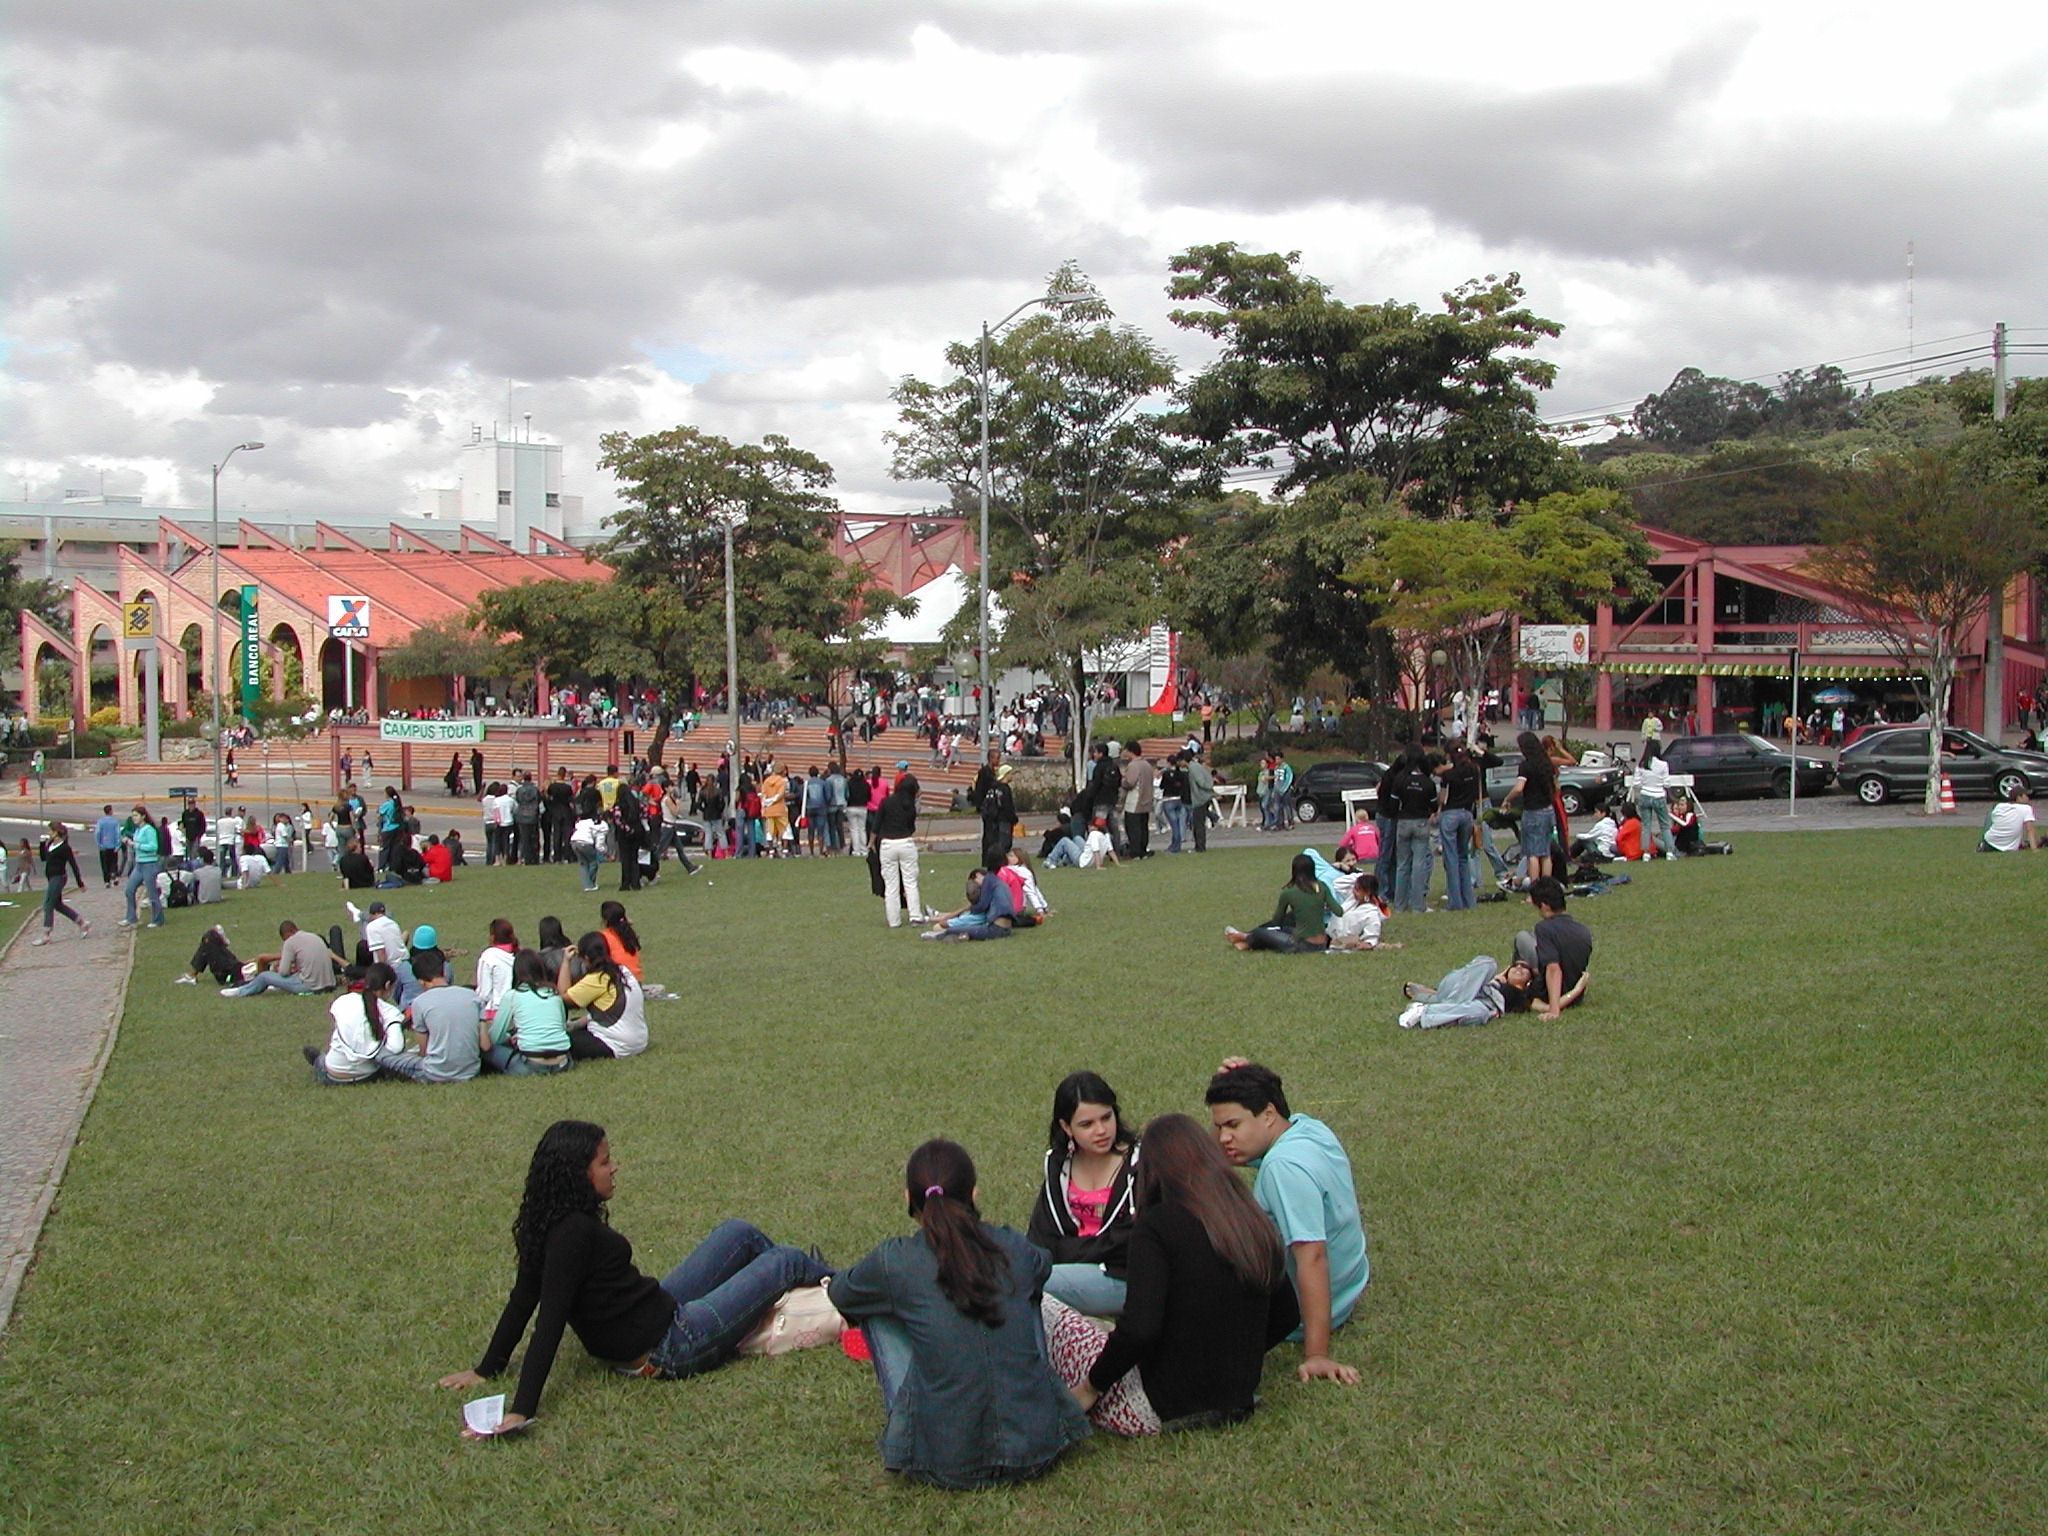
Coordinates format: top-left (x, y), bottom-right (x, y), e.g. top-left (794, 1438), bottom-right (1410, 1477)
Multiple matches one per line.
top-left (438, 1120), bottom-right (829, 1434)
top-left (1045, 1112), bottom-right (1297, 1433)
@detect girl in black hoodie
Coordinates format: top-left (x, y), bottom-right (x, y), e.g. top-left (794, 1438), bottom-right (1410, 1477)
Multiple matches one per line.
top-left (1027, 1072), bottom-right (1141, 1317)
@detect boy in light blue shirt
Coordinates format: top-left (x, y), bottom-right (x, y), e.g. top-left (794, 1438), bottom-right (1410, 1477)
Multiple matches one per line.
top-left (1207, 1059), bottom-right (1366, 1385)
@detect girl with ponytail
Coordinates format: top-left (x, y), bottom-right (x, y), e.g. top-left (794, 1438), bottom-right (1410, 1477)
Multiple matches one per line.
top-left (828, 1139), bottom-right (1091, 1489)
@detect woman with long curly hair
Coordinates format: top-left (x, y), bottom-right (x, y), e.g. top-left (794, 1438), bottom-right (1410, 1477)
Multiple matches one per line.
top-left (1041, 1113), bottom-right (1297, 1435)
top-left (438, 1121), bottom-right (830, 1435)
top-left (827, 1139), bottom-right (1090, 1489)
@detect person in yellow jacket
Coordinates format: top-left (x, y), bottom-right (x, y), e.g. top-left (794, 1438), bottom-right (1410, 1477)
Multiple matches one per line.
top-left (759, 765), bottom-right (790, 855)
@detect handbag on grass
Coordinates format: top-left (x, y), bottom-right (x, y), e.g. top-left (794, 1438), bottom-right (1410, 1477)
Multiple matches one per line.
top-left (735, 1285), bottom-right (847, 1358)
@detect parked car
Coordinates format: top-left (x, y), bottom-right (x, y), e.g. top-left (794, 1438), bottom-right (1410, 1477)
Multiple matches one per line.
top-left (1290, 759), bottom-right (1386, 823)
top-left (1481, 757), bottom-right (1627, 817)
top-left (1836, 726), bottom-right (2048, 805)
top-left (1658, 734), bottom-right (1834, 799)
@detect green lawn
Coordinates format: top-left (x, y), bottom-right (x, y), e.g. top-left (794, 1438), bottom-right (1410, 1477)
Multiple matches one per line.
top-left (2, 833), bottom-right (2044, 1534)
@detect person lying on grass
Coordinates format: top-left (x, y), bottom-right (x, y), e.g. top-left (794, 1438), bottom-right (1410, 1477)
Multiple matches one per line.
top-left (1225, 853), bottom-right (1341, 953)
top-left (1396, 956), bottom-right (1537, 1029)
top-left (826, 1139), bottom-right (1090, 1489)
top-left (440, 1120), bottom-right (830, 1437)
top-left (1205, 1060), bottom-right (1363, 1386)
top-left (1028, 1072), bottom-right (1140, 1318)
top-left (1042, 1112), bottom-right (1301, 1435)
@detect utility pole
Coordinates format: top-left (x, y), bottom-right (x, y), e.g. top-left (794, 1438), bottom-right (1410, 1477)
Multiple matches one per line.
top-left (1993, 321), bottom-right (2009, 421)
top-left (1906, 241), bottom-right (1915, 366)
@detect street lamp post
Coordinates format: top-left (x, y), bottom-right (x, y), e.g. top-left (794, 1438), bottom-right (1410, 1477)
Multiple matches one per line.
top-left (975, 290), bottom-right (1088, 761)
top-left (211, 442), bottom-right (264, 826)
top-left (721, 510), bottom-right (744, 771)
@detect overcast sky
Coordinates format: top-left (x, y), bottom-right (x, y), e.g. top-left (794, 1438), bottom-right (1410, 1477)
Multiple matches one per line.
top-left (6, 0), bottom-right (2045, 522)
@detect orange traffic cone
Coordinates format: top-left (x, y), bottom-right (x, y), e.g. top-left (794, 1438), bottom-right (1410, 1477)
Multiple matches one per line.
top-left (1938, 773), bottom-right (1957, 813)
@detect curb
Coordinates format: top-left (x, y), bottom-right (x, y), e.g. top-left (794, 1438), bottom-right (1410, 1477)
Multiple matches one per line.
top-left (0, 896), bottom-right (138, 1348)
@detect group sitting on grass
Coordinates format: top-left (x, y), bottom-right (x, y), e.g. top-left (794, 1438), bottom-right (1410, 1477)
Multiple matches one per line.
top-left (187, 892), bottom-right (654, 1086)
top-left (918, 849), bottom-right (1052, 940)
top-left (435, 1059), bottom-right (1367, 1490)
top-left (1224, 851), bottom-right (1398, 954)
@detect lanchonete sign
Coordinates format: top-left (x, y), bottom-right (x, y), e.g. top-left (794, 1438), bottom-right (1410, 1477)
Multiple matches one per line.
top-left (378, 719), bottom-right (487, 744)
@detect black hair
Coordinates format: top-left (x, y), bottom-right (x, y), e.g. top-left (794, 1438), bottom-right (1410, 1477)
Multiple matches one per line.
top-left (357, 961), bottom-right (395, 998)
top-left (573, 931), bottom-right (624, 993)
top-left (905, 1140), bottom-right (1009, 1327)
top-left (1048, 1071), bottom-right (1135, 1157)
top-left (599, 901), bottom-right (640, 955)
top-left (1288, 852), bottom-right (1321, 893)
top-left (1528, 876), bottom-right (1568, 912)
top-left (489, 917), bottom-right (517, 947)
top-left (537, 915), bottom-right (568, 953)
top-left (513, 1120), bottom-right (608, 1267)
top-left (412, 948), bottom-right (447, 983)
top-left (1517, 730), bottom-right (1545, 760)
top-left (1205, 1061), bottom-right (1290, 1120)
top-left (511, 948), bottom-right (553, 991)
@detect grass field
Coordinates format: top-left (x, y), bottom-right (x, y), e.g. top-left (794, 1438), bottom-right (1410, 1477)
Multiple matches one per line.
top-left (1, 831), bottom-right (2043, 1534)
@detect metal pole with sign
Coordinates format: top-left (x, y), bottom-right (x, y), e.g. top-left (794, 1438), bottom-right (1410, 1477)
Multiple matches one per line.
top-left (239, 584), bottom-right (261, 724)
top-left (1788, 649), bottom-right (1800, 819)
top-left (122, 600), bottom-right (160, 763)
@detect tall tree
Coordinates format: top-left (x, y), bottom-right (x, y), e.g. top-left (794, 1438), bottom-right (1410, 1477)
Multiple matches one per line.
top-left (1808, 451), bottom-right (2043, 813)
top-left (889, 265), bottom-right (1206, 784)
top-left (589, 426), bottom-right (906, 761)
top-left (1166, 243), bottom-right (1572, 513)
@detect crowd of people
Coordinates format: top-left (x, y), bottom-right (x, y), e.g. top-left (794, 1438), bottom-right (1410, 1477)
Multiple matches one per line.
top-left (436, 1059), bottom-right (1366, 1489)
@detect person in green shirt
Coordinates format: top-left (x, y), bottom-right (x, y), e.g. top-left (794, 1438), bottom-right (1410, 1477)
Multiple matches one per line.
top-left (484, 950), bottom-right (575, 1076)
top-left (1225, 854), bottom-right (1341, 953)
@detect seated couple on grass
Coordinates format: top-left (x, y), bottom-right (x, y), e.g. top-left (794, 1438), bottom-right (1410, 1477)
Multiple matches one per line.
top-left (1225, 853), bottom-right (1400, 953)
top-left (921, 850), bottom-right (1051, 940)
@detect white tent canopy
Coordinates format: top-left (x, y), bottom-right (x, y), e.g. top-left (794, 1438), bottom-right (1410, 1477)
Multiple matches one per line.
top-left (880, 564), bottom-right (987, 647)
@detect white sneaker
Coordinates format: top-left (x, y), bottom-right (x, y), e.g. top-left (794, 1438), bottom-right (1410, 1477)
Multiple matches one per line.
top-left (1665, 851), bottom-right (1679, 860)
top-left (345, 901), bottom-right (362, 923)
top-left (30, 934), bottom-right (51, 946)
top-left (220, 986), bottom-right (241, 996)
top-left (174, 974), bottom-right (196, 985)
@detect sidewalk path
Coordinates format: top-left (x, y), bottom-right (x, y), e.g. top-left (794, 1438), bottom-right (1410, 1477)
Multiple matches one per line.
top-left (0, 877), bottom-right (133, 1340)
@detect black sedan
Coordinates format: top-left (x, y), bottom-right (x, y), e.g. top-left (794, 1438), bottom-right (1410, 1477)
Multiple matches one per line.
top-left (1837, 726), bottom-right (2048, 805)
top-left (1290, 759), bottom-right (1386, 823)
top-left (1658, 734), bottom-right (1834, 799)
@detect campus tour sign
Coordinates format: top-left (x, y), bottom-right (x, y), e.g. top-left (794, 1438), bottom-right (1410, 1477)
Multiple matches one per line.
top-left (1518, 624), bottom-right (1591, 666)
top-left (378, 719), bottom-right (487, 744)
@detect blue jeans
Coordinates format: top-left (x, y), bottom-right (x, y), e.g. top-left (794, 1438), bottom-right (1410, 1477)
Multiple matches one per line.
top-left (943, 912), bottom-right (992, 932)
top-left (1520, 807), bottom-right (1557, 868)
top-left (1477, 810), bottom-right (1512, 879)
top-left (1438, 808), bottom-right (1476, 910)
top-left (483, 1043), bottom-right (573, 1076)
top-left (1638, 796), bottom-right (1674, 857)
top-left (124, 860), bottom-right (163, 924)
top-left (575, 845), bottom-right (603, 889)
top-left (231, 971), bottom-right (317, 996)
top-left (863, 1316), bottom-right (915, 1411)
top-left (1410, 955), bottom-right (1502, 1029)
top-left (646, 1220), bottom-right (832, 1378)
top-left (1045, 836), bottom-right (1086, 868)
top-left (1045, 1263), bottom-right (1127, 1317)
top-left (1163, 800), bottom-right (1189, 852)
top-left (1394, 818), bottom-right (1435, 913)
top-left (41, 880), bottom-right (82, 931)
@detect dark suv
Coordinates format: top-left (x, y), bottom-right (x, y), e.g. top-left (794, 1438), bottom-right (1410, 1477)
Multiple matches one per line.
top-left (1658, 734), bottom-right (1834, 799)
top-left (1837, 726), bottom-right (2048, 805)
top-left (1290, 760), bottom-right (1386, 823)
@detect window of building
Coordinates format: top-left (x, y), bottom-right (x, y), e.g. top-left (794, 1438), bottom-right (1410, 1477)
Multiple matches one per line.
top-left (497, 490), bottom-right (511, 506)
top-left (545, 494), bottom-right (560, 508)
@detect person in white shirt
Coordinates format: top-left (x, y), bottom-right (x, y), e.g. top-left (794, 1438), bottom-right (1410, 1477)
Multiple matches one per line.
top-left (304, 964), bottom-right (404, 1084)
top-left (1327, 874), bottom-right (1398, 952)
top-left (349, 899), bottom-right (406, 966)
top-left (1572, 813), bottom-right (1620, 862)
top-left (238, 849), bottom-right (274, 888)
top-left (1634, 746), bottom-right (1675, 860)
top-left (1980, 784), bottom-right (2040, 852)
top-left (474, 917), bottom-right (519, 1017)
top-left (1080, 817), bottom-right (1119, 869)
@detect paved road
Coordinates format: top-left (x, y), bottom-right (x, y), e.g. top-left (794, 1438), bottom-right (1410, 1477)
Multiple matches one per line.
top-left (0, 877), bottom-right (131, 1341)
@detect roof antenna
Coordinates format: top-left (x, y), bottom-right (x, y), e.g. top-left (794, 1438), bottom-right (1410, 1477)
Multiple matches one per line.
top-left (524, 411), bottom-right (532, 442)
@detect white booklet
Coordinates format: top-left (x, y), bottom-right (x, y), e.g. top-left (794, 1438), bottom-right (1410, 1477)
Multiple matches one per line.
top-left (462, 1394), bottom-right (535, 1437)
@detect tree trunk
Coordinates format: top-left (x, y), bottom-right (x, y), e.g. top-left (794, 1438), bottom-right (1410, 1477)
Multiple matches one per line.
top-left (1924, 653), bottom-right (1952, 816)
top-left (648, 705), bottom-right (673, 767)
top-left (1069, 651), bottom-right (1090, 794)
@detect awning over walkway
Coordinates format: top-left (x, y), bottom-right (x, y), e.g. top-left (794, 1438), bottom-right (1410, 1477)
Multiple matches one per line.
top-left (1598, 660), bottom-right (1922, 680)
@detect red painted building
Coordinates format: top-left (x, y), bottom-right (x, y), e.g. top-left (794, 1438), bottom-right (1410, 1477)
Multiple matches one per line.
top-left (1585, 528), bottom-right (2044, 735)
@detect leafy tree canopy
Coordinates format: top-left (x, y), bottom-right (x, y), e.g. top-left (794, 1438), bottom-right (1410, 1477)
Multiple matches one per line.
top-left (1166, 243), bottom-right (1573, 513)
